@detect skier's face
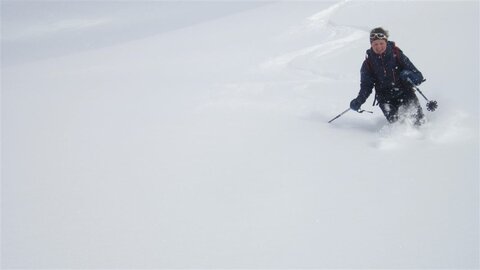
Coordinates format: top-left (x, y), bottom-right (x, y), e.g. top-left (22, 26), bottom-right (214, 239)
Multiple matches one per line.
top-left (371, 40), bottom-right (387, 55)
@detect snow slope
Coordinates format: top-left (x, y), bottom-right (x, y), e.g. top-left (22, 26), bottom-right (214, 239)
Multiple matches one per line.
top-left (2, 1), bottom-right (479, 268)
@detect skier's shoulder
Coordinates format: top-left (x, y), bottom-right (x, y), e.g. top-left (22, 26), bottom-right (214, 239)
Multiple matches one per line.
top-left (365, 48), bottom-right (373, 58)
top-left (388, 41), bottom-right (404, 55)
top-left (363, 48), bottom-right (375, 66)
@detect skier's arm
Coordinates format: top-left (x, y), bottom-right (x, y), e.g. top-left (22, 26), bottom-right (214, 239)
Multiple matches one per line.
top-left (398, 50), bottom-right (424, 85)
top-left (357, 60), bottom-right (374, 104)
top-left (350, 60), bottom-right (374, 111)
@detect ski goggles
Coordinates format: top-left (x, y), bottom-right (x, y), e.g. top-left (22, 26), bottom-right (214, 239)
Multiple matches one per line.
top-left (370, 33), bottom-right (388, 41)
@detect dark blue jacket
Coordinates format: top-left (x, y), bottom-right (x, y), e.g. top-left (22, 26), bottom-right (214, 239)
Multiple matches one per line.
top-left (356, 41), bottom-right (423, 104)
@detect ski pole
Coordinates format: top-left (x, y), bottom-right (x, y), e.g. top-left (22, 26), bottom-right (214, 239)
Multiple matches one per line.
top-left (414, 86), bottom-right (429, 101)
top-left (328, 108), bottom-right (350, 123)
top-left (408, 79), bottom-right (438, 112)
top-left (414, 86), bottom-right (438, 111)
top-left (328, 108), bottom-right (373, 123)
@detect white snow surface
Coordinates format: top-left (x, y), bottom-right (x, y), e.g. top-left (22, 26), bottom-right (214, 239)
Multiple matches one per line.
top-left (1, 1), bottom-right (479, 269)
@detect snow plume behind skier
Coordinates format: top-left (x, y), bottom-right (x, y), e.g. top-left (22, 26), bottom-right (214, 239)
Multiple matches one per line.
top-left (350, 27), bottom-right (426, 126)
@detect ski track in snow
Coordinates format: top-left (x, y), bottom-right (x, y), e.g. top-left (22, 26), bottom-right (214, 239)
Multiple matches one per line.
top-left (260, 1), bottom-right (365, 71)
top-left (259, 29), bottom-right (365, 70)
top-left (307, 0), bottom-right (350, 26)
top-left (208, 1), bottom-right (367, 118)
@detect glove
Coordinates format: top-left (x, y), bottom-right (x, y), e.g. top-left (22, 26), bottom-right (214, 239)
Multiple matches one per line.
top-left (350, 98), bottom-right (362, 111)
top-left (400, 70), bottom-right (422, 86)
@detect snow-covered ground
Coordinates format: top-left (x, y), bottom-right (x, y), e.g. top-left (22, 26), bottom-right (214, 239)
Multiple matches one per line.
top-left (2, 1), bottom-right (479, 268)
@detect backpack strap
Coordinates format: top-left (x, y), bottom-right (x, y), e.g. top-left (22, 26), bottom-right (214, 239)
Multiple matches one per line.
top-left (363, 54), bottom-right (377, 106)
top-left (392, 43), bottom-right (404, 68)
top-left (365, 53), bottom-right (373, 72)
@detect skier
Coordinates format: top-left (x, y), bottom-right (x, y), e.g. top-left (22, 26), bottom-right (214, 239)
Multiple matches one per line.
top-left (349, 27), bottom-right (425, 125)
